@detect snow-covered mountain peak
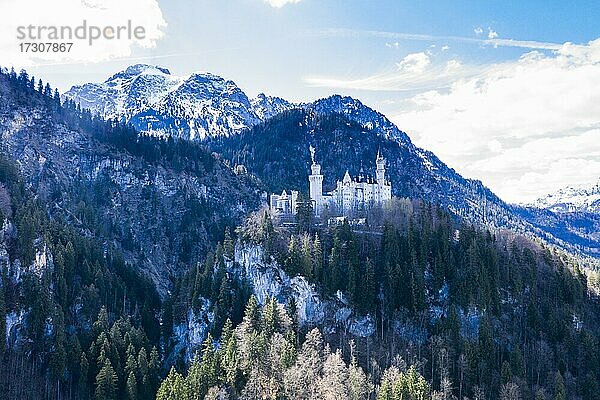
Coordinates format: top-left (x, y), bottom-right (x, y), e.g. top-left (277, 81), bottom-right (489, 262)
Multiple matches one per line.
top-left (64, 65), bottom-right (296, 140)
top-left (308, 94), bottom-right (414, 147)
top-left (529, 179), bottom-right (600, 214)
top-left (107, 64), bottom-right (172, 81)
top-left (251, 93), bottom-right (295, 120)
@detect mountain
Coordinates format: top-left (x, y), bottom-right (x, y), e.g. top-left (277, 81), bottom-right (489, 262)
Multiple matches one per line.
top-left (0, 69), bottom-right (263, 293)
top-left (64, 64), bottom-right (295, 140)
top-left (308, 95), bottom-right (414, 147)
top-left (530, 180), bottom-right (600, 214)
top-left (65, 65), bottom-right (600, 259)
top-left (212, 108), bottom-right (600, 259)
top-left (514, 181), bottom-right (600, 260)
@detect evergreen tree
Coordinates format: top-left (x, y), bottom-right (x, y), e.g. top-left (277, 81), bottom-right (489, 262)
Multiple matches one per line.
top-left (156, 367), bottom-right (187, 400)
top-left (554, 371), bottom-right (566, 400)
top-left (301, 234), bottom-right (313, 278)
top-left (126, 371), bottom-right (138, 400)
top-left (222, 333), bottom-right (239, 390)
top-left (186, 354), bottom-right (204, 400)
top-left (312, 234), bottom-right (323, 280)
top-left (285, 236), bottom-right (302, 276)
top-left (199, 333), bottom-right (219, 391)
top-left (244, 295), bottom-right (260, 331)
top-left (223, 227), bottom-right (234, 259)
top-left (50, 306), bottom-right (67, 381)
top-left (80, 352), bottom-right (90, 394)
top-left (95, 359), bottom-right (118, 400)
top-left (295, 192), bottom-right (313, 233)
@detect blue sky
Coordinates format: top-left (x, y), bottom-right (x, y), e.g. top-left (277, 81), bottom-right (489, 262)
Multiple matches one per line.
top-left (3, 0), bottom-right (600, 203)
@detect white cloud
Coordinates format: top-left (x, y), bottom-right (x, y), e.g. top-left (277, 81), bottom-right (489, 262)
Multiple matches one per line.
top-left (304, 54), bottom-right (479, 92)
top-left (391, 39), bottom-right (600, 203)
top-left (264, 0), bottom-right (302, 8)
top-left (474, 27), bottom-right (484, 36)
top-left (396, 52), bottom-right (430, 73)
top-left (1, 0), bottom-right (166, 66)
top-left (317, 28), bottom-right (568, 51)
top-left (487, 28), bottom-right (498, 39)
top-left (385, 41), bottom-right (400, 49)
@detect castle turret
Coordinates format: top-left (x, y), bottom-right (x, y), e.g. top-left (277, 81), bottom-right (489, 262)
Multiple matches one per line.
top-left (376, 150), bottom-right (386, 185)
top-left (308, 146), bottom-right (323, 214)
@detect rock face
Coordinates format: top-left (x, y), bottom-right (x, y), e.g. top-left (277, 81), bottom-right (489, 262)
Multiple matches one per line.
top-left (234, 244), bottom-right (375, 336)
top-left (64, 64), bottom-right (295, 140)
top-left (169, 242), bottom-right (378, 360)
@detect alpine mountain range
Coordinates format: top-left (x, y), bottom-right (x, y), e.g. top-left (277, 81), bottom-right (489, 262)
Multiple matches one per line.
top-left (64, 63), bottom-right (600, 260)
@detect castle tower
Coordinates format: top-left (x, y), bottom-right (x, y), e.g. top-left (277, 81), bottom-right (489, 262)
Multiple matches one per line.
top-left (308, 146), bottom-right (323, 214)
top-left (376, 150), bottom-right (386, 185)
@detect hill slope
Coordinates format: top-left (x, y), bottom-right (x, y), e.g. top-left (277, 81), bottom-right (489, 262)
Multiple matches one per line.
top-left (0, 69), bottom-right (263, 292)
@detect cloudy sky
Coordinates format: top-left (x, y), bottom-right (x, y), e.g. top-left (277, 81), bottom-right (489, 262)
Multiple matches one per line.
top-left (2, 0), bottom-right (600, 204)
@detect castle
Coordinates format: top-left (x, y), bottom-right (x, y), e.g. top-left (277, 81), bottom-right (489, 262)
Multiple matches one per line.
top-left (270, 147), bottom-right (392, 218)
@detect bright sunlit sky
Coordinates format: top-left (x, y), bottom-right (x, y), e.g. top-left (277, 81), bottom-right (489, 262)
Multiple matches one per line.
top-left (2, 0), bottom-right (600, 204)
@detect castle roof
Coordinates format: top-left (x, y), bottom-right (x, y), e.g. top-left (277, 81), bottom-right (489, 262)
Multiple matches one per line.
top-left (343, 170), bottom-right (351, 184)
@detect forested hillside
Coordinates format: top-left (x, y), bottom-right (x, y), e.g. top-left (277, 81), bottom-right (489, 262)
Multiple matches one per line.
top-left (0, 67), bottom-right (263, 293)
top-left (160, 200), bottom-right (600, 399)
top-left (0, 67), bottom-right (260, 399)
top-left (0, 150), bottom-right (162, 398)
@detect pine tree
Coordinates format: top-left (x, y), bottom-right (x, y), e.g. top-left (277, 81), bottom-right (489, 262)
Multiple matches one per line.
top-left (348, 341), bottom-right (370, 400)
top-left (262, 297), bottom-right (279, 337)
top-left (223, 227), bottom-right (234, 259)
top-left (312, 234), bottom-right (323, 280)
top-left (138, 347), bottom-right (149, 395)
top-left (318, 350), bottom-right (350, 399)
top-left (149, 346), bottom-right (161, 393)
top-left (285, 236), bottom-right (302, 276)
top-left (43, 82), bottom-right (52, 97)
top-left (214, 274), bottom-right (232, 332)
top-left (347, 241), bottom-right (360, 306)
top-left (53, 88), bottom-right (61, 105)
top-left (301, 234), bottom-right (313, 278)
top-left (94, 306), bottom-right (110, 334)
top-left (199, 333), bottom-right (219, 391)
top-left (126, 371), bottom-right (138, 400)
top-left (328, 236), bottom-right (343, 293)
top-left (157, 367), bottom-right (187, 400)
top-left (80, 352), bottom-right (90, 393)
top-left (364, 257), bottom-right (376, 311)
top-left (284, 328), bottom-right (323, 399)
top-left (186, 354), bottom-right (205, 400)
top-left (295, 192), bottom-right (313, 233)
top-left (244, 295), bottom-right (260, 331)
top-left (554, 371), bottom-right (566, 400)
top-left (95, 359), bottom-right (118, 400)
top-left (50, 306), bottom-right (67, 381)
top-left (222, 334), bottom-right (239, 390)
top-left (125, 345), bottom-right (138, 381)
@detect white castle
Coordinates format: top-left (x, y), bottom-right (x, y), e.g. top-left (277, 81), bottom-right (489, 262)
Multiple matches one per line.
top-left (270, 147), bottom-right (392, 217)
